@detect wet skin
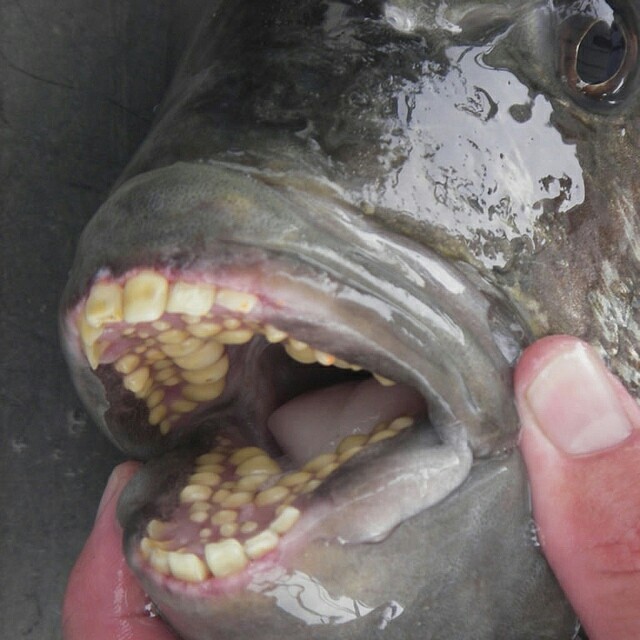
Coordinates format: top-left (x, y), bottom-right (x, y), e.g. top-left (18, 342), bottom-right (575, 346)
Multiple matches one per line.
top-left (60, 1), bottom-right (639, 638)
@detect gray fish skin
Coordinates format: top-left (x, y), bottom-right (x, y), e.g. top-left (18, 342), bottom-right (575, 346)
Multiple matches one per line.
top-left (61, 0), bottom-right (640, 638)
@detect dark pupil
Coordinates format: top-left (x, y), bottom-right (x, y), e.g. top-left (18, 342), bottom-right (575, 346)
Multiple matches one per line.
top-left (576, 20), bottom-right (626, 85)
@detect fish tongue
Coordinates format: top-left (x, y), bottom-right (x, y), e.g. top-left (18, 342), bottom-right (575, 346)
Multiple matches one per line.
top-left (267, 377), bottom-right (427, 466)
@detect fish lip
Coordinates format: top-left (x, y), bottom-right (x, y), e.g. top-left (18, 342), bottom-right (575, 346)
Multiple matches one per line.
top-left (61, 160), bottom-right (530, 461)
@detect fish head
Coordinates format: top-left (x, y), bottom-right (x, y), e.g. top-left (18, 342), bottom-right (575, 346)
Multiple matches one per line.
top-left (60, 1), bottom-right (639, 638)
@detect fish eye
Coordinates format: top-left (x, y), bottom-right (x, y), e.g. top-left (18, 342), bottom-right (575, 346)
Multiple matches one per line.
top-left (560, 6), bottom-right (638, 104)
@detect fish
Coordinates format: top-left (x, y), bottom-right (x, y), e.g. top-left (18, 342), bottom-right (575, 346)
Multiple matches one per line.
top-left (59, 0), bottom-right (640, 638)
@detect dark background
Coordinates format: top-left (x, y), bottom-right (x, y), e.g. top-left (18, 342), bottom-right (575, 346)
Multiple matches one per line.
top-left (0, 1), bottom-right (176, 636)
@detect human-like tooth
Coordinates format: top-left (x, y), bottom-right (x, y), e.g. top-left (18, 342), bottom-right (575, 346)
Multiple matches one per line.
top-left (200, 528), bottom-right (212, 538)
top-left (189, 472), bottom-right (221, 487)
top-left (337, 446), bottom-right (363, 464)
top-left (211, 489), bottom-right (232, 504)
top-left (264, 324), bottom-right (288, 343)
top-left (284, 343), bottom-right (317, 364)
top-left (269, 506), bottom-right (300, 535)
top-left (216, 329), bottom-right (254, 344)
top-left (196, 463), bottom-right (225, 475)
top-left (161, 337), bottom-right (203, 358)
top-left (389, 416), bottom-right (414, 431)
top-left (168, 551), bottom-right (209, 583)
top-left (85, 282), bottom-right (123, 327)
top-left (157, 329), bottom-right (189, 345)
top-left (240, 521), bottom-right (258, 535)
top-left (159, 419), bottom-right (172, 435)
top-left (220, 523), bottom-right (238, 538)
top-left (216, 289), bottom-right (258, 314)
top-left (316, 462), bottom-right (339, 479)
top-left (204, 539), bottom-right (248, 578)
top-left (78, 314), bottom-right (102, 347)
top-left (149, 548), bottom-right (171, 575)
top-left (148, 404), bottom-right (168, 426)
top-left (174, 341), bottom-right (224, 370)
top-left (123, 271), bottom-right (168, 323)
top-left (187, 322), bottom-right (222, 338)
top-left (223, 318), bottom-right (241, 330)
top-left (181, 314), bottom-right (202, 325)
top-left (163, 376), bottom-right (181, 386)
top-left (278, 471), bottom-right (313, 487)
top-left (114, 354), bottom-right (141, 375)
top-left (136, 376), bottom-right (154, 399)
top-left (303, 453), bottom-right (337, 473)
top-left (172, 399), bottom-right (198, 413)
top-left (147, 519), bottom-right (170, 539)
top-left (236, 455), bottom-right (281, 477)
top-left (181, 355), bottom-right (229, 385)
top-left (152, 320), bottom-right (171, 331)
top-left (189, 501), bottom-right (211, 513)
top-left (221, 491), bottom-right (254, 508)
top-left (182, 379), bottom-right (225, 402)
top-left (244, 530), bottom-right (279, 560)
top-left (190, 510), bottom-right (209, 524)
top-left (229, 447), bottom-right (267, 466)
top-left (301, 479), bottom-right (322, 494)
top-left (155, 367), bottom-right (177, 382)
top-left (196, 452), bottom-right (226, 465)
top-left (166, 281), bottom-right (216, 316)
top-left (236, 474), bottom-right (269, 491)
top-left (123, 367), bottom-right (150, 394)
top-left (374, 373), bottom-right (396, 387)
top-left (314, 350), bottom-right (336, 366)
top-left (210, 510), bottom-right (237, 525)
top-left (145, 348), bottom-right (165, 362)
top-left (336, 434), bottom-right (368, 454)
top-left (287, 338), bottom-right (308, 351)
top-left (146, 388), bottom-right (165, 409)
top-left (255, 486), bottom-right (290, 507)
top-left (180, 484), bottom-right (213, 503)
top-left (368, 429), bottom-right (398, 444)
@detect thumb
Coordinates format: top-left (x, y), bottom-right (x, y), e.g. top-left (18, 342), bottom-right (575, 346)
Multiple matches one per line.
top-left (63, 461), bottom-right (177, 640)
top-left (515, 336), bottom-right (640, 640)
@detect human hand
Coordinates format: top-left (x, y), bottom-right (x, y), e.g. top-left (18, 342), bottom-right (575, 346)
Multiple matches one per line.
top-left (516, 335), bottom-right (640, 640)
top-left (62, 461), bottom-right (177, 640)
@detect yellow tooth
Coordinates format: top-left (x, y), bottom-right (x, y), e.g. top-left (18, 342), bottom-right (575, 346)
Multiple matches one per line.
top-left (147, 519), bottom-right (170, 539)
top-left (223, 318), bottom-right (241, 330)
top-left (221, 491), bottom-right (254, 508)
top-left (196, 463), bottom-right (225, 475)
top-left (336, 434), bottom-right (368, 455)
top-left (216, 289), bottom-right (257, 314)
top-left (314, 350), bottom-right (336, 366)
top-left (156, 367), bottom-right (177, 382)
top-left (187, 322), bottom-right (222, 338)
top-left (210, 510), bottom-right (237, 525)
top-left (229, 447), bottom-right (267, 466)
top-left (161, 337), bottom-right (204, 358)
top-left (166, 282), bottom-right (216, 316)
top-left (269, 506), bottom-right (300, 534)
top-left (149, 548), bottom-right (171, 575)
top-left (244, 530), bottom-right (279, 560)
top-left (159, 419), bottom-right (172, 435)
top-left (145, 348), bottom-right (165, 362)
top-left (146, 388), bottom-right (165, 409)
top-left (181, 356), bottom-right (229, 385)
top-left (284, 343), bottom-right (316, 364)
top-left (182, 379), bottom-right (225, 402)
top-left (303, 453), bottom-right (337, 473)
top-left (288, 338), bottom-right (308, 351)
top-left (204, 539), bottom-right (248, 578)
top-left (168, 551), bottom-right (209, 582)
top-left (152, 320), bottom-right (171, 331)
top-left (180, 484), bottom-right (213, 503)
top-left (301, 479), bottom-right (322, 494)
top-left (78, 314), bottom-right (102, 349)
top-left (220, 523), bottom-right (238, 538)
top-left (368, 429), bottom-right (398, 444)
top-left (85, 282), bottom-right (123, 327)
top-left (189, 501), bottom-right (211, 514)
top-left (123, 271), bottom-right (169, 323)
top-left (236, 455), bottom-right (281, 477)
top-left (200, 528), bottom-right (212, 538)
top-left (123, 367), bottom-right (150, 394)
top-left (337, 446), bottom-right (363, 464)
top-left (136, 376), bottom-right (154, 399)
top-left (240, 521), bottom-right (258, 535)
top-left (196, 452), bottom-right (226, 465)
top-left (156, 329), bottom-right (188, 345)
top-left (163, 376), bottom-right (181, 386)
top-left (211, 489), bottom-right (232, 504)
top-left (148, 404), bottom-right (168, 426)
top-left (216, 329), bottom-right (254, 345)
top-left (172, 399), bottom-right (198, 413)
top-left (174, 341), bottom-right (225, 370)
top-left (190, 510), bottom-right (209, 524)
top-left (374, 373), bottom-right (396, 387)
top-left (255, 486), bottom-right (290, 507)
top-left (236, 474), bottom-right (269, 491)
top-left (189, 472), bottom-right (221, 487)
top-left (264, 324), bottom-right (288, 343)
top-left (181, 314), bottom-right (202, 325)
top-left (278, 471), bottom-right (312, 487)
top-left (316, 462), bottom-right (339, 479)
top-left (114, 354), bottom-right (140, 375)
top-left (389, 416), bottom-right (414, 431)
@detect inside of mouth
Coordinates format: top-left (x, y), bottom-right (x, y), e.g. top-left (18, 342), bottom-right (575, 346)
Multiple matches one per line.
top-left (72, 268), bottom-right (431, 585)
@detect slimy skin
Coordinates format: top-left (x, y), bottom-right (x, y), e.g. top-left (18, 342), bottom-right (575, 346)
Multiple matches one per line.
top-left (60, 1), bottom-right (640, 638)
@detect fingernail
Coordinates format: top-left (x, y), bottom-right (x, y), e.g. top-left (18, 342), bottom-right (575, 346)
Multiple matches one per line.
top-left (96, 467), bottom-right (125, 521)
top-left (525, 343), bottom-right (633, 455)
